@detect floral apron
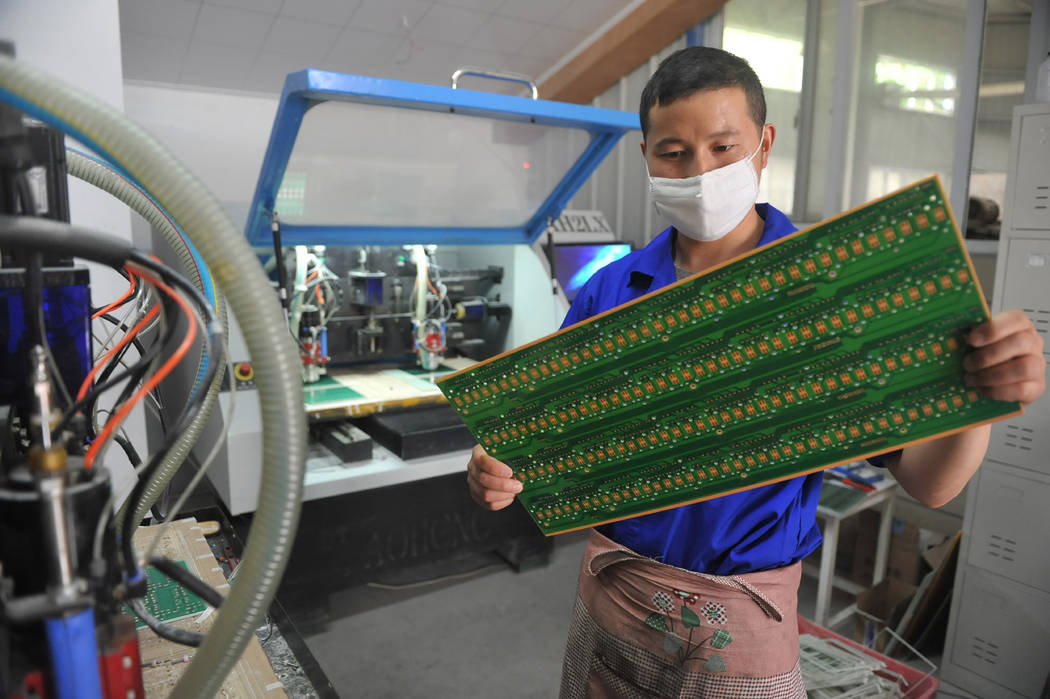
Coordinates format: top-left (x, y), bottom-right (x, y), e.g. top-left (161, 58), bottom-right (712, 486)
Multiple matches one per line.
top-left (559, 528), bottom-right (806, 698)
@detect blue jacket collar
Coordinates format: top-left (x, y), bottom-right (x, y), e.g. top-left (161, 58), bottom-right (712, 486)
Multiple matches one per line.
top-left (626, 203), bottom-right (795, 292)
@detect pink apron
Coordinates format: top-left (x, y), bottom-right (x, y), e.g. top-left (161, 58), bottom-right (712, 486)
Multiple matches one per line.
top-left (560, 529), bottom-right (806, 698)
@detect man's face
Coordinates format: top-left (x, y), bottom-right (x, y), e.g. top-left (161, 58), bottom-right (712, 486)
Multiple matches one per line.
top-left (641, 87), bottom-right (773, 181)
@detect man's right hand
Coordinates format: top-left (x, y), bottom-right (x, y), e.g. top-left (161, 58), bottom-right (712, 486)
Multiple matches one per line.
top-left (467, 444), bottom-right (522, 511)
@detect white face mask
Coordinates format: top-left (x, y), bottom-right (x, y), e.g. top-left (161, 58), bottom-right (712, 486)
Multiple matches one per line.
top-left (647, 139), bottom-right (763, 242)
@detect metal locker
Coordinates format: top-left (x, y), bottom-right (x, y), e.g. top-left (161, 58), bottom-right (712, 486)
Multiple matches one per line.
top-left (986, 365), bottom-right (1050, 477)
top-left (1009, 111), bottom-right (1050, 231)
top-left (949, 565), bottom-right (1050, 698)
top-left (966, 461), bottom-right (1050, 592)
top-left (944, 102), bottom-right (1050, 698)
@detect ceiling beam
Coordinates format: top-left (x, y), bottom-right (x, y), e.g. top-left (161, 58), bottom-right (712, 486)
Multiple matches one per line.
top-left (537, 0), bottom-right (729, 105)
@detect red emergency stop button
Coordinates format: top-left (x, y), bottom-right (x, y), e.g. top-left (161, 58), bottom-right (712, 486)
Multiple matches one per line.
top-left (235, 362), bottom-right (254, 381)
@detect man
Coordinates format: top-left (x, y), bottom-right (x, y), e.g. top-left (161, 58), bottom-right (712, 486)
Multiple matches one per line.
top-left (467, 47), bottom-right (1045, 697)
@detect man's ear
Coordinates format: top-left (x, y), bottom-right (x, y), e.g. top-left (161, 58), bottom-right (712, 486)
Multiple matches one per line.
top-left (640, 139), bottom-right (647, 158)
top-left (760, 124), bottom-right (776, 169)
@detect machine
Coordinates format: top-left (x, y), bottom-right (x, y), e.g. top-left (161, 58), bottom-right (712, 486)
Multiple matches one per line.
top-left (207, 66), bottom-right (640, 512)
top-left (0, 44), bottom-right (306, 699)
top-left (207, 68), bottom-right (640, 610)
top-left (276, 242), bottom-right (511, 380)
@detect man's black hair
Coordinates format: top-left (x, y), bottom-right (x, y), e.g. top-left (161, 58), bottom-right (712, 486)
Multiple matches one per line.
top-left (639, 46), bottom-right (766, 140)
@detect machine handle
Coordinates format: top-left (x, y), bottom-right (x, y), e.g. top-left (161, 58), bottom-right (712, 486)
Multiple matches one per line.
top-left (450, 67), bottom-right (539, 99)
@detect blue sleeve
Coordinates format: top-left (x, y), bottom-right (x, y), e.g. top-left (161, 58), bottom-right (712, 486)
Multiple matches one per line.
top-left (560, 279), bottom-right (598, 330)
top-left (866, 450), bottom-right (902, 468)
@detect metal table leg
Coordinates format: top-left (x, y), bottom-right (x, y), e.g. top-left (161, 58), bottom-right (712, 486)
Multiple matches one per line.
top-left (815, 516), bottom-right (841, 627)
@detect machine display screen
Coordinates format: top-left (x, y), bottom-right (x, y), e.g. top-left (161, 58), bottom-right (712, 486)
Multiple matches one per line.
top-left (553, 243), bottom-right (632, 301)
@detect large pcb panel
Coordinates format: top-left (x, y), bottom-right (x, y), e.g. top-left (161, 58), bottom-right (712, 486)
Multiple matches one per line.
top-left (438, 178), bottom-right (1022, 535)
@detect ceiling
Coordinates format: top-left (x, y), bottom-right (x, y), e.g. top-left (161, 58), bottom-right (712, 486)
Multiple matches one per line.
top-left (119, 0), bottom-right (639, 96)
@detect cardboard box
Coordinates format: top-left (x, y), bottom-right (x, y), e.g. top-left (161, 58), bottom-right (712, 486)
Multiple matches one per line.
top-left (851, 513), bottom-right (922, 586)
top-left (855, 578), bottom-right (917, 651)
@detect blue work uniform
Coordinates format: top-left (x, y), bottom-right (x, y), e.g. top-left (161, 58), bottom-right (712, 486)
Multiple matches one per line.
top-left (560, 204), bottom-right (867, 576)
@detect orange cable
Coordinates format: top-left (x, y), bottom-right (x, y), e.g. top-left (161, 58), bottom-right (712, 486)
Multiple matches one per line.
top-left (85, 266), bottom-right (198, 469)
top-left (92, 270), bottom-right (137, 320)
top-left (77, 303), bottom-right (159, 402)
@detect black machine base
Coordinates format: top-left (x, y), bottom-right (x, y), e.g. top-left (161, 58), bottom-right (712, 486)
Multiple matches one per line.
top-left (235, 471), bottom-right (551, 632)
top-left (353, 405), bottom-right (475, 460)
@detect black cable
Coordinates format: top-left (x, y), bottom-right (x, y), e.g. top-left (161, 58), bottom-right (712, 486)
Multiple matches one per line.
top-left (148, 556), bottom-right (224, 609)
top-left (272, 218), bottom-right (288, 313)
top-left (24, 250), bottom-right (45, 348)
top-left (95, 312), bottom-right (147, 359)
top-left (112, 433), bottom-right (141, 467)
top-left (91, 289), bottom-right (176, 437)
top-left (120, 251), bottom-right (223, 576)
top-left (0, 215), bottom-right (132, 266)
top-left (90, 267), bottom-right (133, 316)
top-left (51, 300), bottom-right (171, 439)
top-left (0, 216), bottom-right (224, 586)
top-left (88, 306), bottom-right (163, 436)
top-left (128, 598), bottom-right (204, 647)
top-left (52, 352), bottom-right (155, 438)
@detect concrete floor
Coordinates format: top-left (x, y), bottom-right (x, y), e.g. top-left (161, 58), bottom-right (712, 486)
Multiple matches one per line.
top-left (300, 531), bottom-right (974, 698)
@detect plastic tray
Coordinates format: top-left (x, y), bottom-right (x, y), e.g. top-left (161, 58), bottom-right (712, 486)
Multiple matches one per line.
top-left (798, 616), bottom-right (939, 698)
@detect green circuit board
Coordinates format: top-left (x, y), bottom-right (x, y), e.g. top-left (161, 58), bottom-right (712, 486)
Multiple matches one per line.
top-left (437, 177), bottom-right (1022, 536)
top-left (127, 562), bottom-right (207, 629)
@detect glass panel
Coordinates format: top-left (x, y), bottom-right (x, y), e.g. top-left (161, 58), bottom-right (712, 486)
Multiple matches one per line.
top-left (970, 11), bottom-right (1031, 238)
top-left (723, 0), bottom-right (807, 218)
top-left (802, 0), bottom-right (841, 224)
top-left (280, 100), bottom-right (591, 229)
top-left (847, 0), bottom-right (968, 209)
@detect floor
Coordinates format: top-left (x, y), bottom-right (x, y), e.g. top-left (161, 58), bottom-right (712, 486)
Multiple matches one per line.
top-left (292, 531), bottom-right (976, 698)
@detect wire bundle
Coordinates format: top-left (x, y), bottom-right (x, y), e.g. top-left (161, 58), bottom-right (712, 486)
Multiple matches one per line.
top-left (0, 214), bottom-right (226, 647)
top-left (2, 53), bottom-right (306, 698)
top-left (287, 245), bottom-right (341, 343)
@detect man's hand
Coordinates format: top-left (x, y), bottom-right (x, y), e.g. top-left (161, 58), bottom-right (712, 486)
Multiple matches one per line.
top-left (467, 444), bottom-right (522, 511)
top-left (881, 309), bottom-right (1044, 508)
top-left (964, 309), bottom-right (1046, 405)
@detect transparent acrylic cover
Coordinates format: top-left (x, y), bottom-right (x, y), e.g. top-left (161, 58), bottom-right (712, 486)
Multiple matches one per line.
top-left (245, 70), bottom-right (639, 246)
top-left (279, 101), bottom-right (590, 229)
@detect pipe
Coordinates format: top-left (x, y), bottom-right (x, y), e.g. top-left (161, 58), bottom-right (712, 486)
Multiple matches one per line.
top-left (46, 609), bottom-right (103, 699)
top-left (64, 148), bottom-right (230, 527)
top-left (0, 56), bottom-right (306, 698)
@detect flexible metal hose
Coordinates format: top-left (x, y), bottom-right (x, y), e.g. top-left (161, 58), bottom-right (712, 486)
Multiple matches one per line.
top-left (65, 149), bottom-right (229, 529)
top-left (0, 56), bottom-right (306, 698)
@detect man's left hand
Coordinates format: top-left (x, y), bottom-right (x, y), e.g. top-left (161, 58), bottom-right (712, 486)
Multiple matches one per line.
top-left (964, 309), bottom-right (1046, 405)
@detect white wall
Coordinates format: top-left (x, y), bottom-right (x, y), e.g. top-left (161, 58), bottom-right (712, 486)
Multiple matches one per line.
top-left (1, 0), bottom-right (138, 499)
top-left (1, 0), bottom-right (132, 264)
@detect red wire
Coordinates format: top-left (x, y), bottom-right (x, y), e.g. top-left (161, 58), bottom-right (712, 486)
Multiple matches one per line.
top-left (77, 302), bottom-right (159, 402)
top-left (305, 268), bottom-right (326, 304)
top-left (85, 265), bottom-right (198, 469)
top-left (92, 270), bottom-right (137, 320)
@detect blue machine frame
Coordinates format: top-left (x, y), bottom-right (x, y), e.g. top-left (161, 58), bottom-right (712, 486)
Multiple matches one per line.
top-left (245, 69), bottom-right (640, 247)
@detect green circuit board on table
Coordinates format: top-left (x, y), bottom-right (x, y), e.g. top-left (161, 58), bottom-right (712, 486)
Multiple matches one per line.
top-left (436, 177), bottom-right (1022, 536)
top-left (126, 562), bottom-right (207, 629)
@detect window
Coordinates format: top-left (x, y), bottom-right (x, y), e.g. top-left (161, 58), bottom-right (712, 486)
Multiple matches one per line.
top-left (969, 14), bottom-right (1031, 238)
top-left (723, 1), bottom-right (807, 217)
top-left (875, 56), bottom-right (958, 117)
top-left (846, 0), bottom-right (968, 207)
top-left (723, 28), bottom-right (804, 93)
